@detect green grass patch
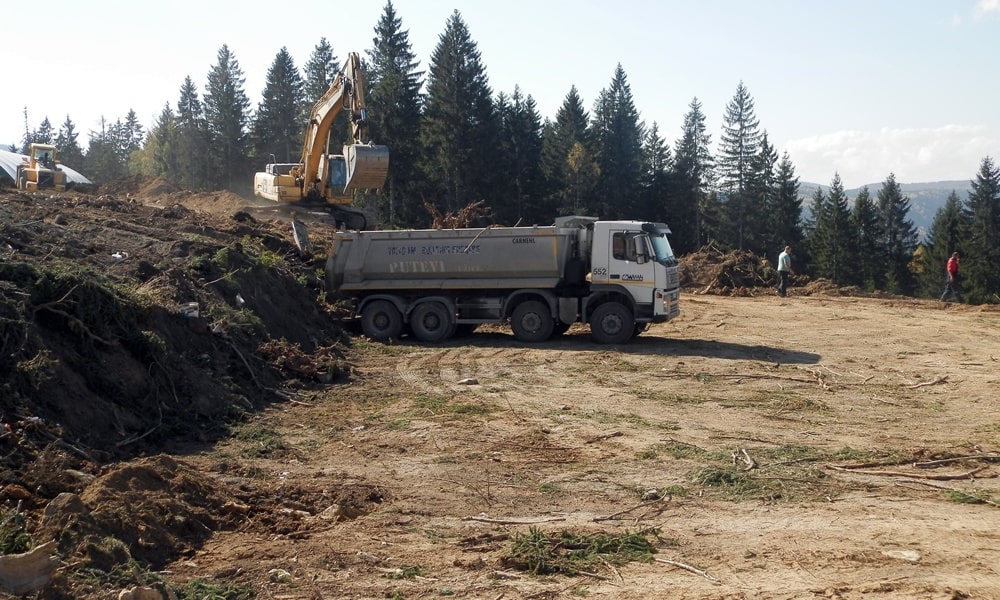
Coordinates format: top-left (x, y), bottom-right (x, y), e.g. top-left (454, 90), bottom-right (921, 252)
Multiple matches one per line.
top-left (412, 393), bottom-right (494, 417)
top-left (175, 579), bottom-right (254, 600)
top-left (0, 508), bottom-right (31, 555)
top-left (233, 421), bottom-right (289, 458)
top-left (386, 564), bottom-right (426, 579)
top-left (944, 490), bottom-right (997, 506)
top-left (502, 526), bottom-right (660, 576)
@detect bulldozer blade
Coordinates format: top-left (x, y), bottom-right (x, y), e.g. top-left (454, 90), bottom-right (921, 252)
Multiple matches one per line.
top-left (343, 144), bottom-right (389, 193)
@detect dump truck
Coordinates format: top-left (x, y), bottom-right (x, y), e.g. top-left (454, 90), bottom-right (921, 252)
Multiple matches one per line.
top-left (15, 143), bottom-right (67, 192)
top-left (253, 51), bottom-right (388, 231)
top-left (326, 216), bottom-right (681, 344)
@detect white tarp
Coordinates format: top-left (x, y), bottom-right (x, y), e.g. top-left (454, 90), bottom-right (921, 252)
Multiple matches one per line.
top-left (0, 149), bottom-right (92, 185)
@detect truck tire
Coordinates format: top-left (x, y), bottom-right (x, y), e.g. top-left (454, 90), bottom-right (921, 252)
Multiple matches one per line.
top-left (409, 302), bottom-right (454, 343)
top-left (589, 303), bottom-right (634, 345)
top-left (361, 300), bottom-right (403, 342)
top-left (511, 300), bottom-right (554, 343)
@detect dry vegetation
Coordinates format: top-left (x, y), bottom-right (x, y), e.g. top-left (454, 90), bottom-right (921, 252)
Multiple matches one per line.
top-left (1, 179), bottom-right (998, 599)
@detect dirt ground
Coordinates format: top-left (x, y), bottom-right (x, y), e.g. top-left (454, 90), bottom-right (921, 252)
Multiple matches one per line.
top-left (1, 180), bottom-right (998, 599)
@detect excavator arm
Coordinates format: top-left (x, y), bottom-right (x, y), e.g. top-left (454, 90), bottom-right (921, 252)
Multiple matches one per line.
top-left (253, 51), bottom-right (388, 230)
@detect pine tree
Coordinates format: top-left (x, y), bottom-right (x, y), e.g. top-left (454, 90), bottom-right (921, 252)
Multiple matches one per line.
top-left (807, 174), bottom-right (853, 283)
top-left (746, 132), bottom-right (778, 256)
top-left (717, 82), bottom-right (762, 250)
top-left (591, 64), bottom-right (645, 220)
top-left (21, 114), bottom-right (55, 152)
top-left (539, 87), bottom-right (597, 218)
top-left (121, 109), bottom-right (145, 173)
top-left (54, 116), bottom-right (85, 169)
top-left (419, 10), bottom-right (500, 217)
top-left (303, 38), bottom-right (338, 105)
top-left (174, 76), bottom-right (211, 189)
top-left (961, 156), bottom-right (1000, 303)
top-left (304, 38), bottom-right (353, 151)
top-left (919, 191), bottom-right (964, 298)
top-left (769, 151), bottom-right (803, 260)
top-left (204, 44), bottom-right (252, 191)
top-left (849, 186), bottom-right (881, 289)
top-left (136, 103), bottom-right (177, 178)
top-left (639, 122), bottom-right (674, 232)
top-left (84, 117), bottom-right (128, 183)
top-left (672, 97), bottom-right (714, 252)
top-left (875, 173), bottom-right (919, 294)
top-left (365, 1), bottom-right (425, 227)
top-left (495, 87), bottom-right (544, 225)
top-left (252, 47), bottom-right (305, 165)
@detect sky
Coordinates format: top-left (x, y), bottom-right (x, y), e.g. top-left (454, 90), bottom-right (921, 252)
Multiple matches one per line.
top-left (2, 0), bottom-right (998, 189)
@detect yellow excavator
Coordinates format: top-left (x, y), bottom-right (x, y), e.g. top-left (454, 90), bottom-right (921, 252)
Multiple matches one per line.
top-left (253, 52), bottom-right (388, 230)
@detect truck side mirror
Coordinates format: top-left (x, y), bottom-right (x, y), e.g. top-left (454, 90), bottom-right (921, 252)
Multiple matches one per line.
top-left (631, 237), bottom-right (648, 264)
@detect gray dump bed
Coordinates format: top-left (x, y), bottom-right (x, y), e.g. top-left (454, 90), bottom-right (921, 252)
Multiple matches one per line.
top-left (328, 219), bottom-right (593, 292)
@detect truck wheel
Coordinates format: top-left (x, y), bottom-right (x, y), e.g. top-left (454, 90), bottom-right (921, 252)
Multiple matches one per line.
top-left (511, 300), bottom-right (554, 342)
top-left (361, 300), bottom-right (403, 342)
top-left (409, 302), bottom-right (454, 343)
top-left (589, 303), bottom-right (634, 345)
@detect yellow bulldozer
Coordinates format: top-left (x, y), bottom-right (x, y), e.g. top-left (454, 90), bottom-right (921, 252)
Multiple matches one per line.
top-left (16, 143), bottom-right (68, 192)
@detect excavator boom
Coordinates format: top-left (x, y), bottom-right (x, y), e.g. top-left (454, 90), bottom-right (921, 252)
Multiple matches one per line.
top-left (253, 52), bottom-right (388, 230)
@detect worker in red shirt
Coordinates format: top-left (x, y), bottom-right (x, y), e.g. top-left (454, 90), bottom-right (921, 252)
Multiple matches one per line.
top-left (939, 251), bottom-right (963, 303)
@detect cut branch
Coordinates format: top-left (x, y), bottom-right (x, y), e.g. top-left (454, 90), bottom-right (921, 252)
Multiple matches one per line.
top-left (827, 465), bottom-right (991, 480)
top-left (654, 558), bottom-right (718, 582)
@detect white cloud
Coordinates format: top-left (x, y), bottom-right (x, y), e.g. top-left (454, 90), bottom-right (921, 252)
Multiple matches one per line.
top-left (975, 0), bottom-right (1000, 17)
top-left (786, 125), bottom-right (997, 187)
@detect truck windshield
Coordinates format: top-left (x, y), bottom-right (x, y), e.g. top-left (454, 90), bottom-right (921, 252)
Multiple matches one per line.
top-left (648, 234), bottom-right (677, 266)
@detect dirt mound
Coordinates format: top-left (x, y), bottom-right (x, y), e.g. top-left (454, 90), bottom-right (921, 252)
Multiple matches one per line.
top-left (1, 181), bottom-right (356, 595)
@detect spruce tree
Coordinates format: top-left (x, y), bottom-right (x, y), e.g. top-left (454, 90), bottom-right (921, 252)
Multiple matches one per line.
top-left (591, 64), bottom-right (645, 220)
top-left (365, 0), bottom-right (425, 228)
top-left (204, 44), bottom-right (252, 191)
top-left (717, 82), bottom-right (762, 250)
top-left (961, 156), bottom-right (1000, 303)
top-left (807, 174), bottom-right (852, 283)
top-left (137, 103), bottom-right (177, 178)
top-left (746, 132), bottom-right (778, 256)
top-left (303, 38), bottom-right (338, 105)
top-left (875, 173), bottom-right (919, 294)
top-left (84, 117), bottom-right (127, 183)
top-left (769, 151), bottom-right (803, 261)
top-left (252, 47), bottom-right (305, 165)
top-left (304, 38), bottom-right (354, 151)
top-left (174, 76), bottom-right (211, 189)
top-left (54, 116), bottom-right (85, 169)
top-left (419, 10), bottom-right (500, 217)
top-left (919, 191), bottom-right (964, 298)
top-left (849, 186), bottom-right (881, 289)
top-left (639, 122), bottom-right (674, 236)
top-left (672, 97), bottom-right (714, 251)
top-left (539, 87), bottom-right (597, 218)
top-left (495, 87), bottom-right (544, 225)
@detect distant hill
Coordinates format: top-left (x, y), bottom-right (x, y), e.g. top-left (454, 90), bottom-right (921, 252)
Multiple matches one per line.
top-left (798, 179), bottom-right (972, 239)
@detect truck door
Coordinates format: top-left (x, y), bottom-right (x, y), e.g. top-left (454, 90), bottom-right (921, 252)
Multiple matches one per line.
top-left (608, 231), bottom-right (654, 294)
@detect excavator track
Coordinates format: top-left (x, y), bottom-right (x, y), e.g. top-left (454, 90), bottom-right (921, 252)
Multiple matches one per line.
top-left (239, 200), bottom-right (375, 231)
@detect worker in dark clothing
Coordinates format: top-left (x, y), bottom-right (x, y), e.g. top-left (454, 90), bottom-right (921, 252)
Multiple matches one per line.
top-left (939, 252), bottom-right (963, 302)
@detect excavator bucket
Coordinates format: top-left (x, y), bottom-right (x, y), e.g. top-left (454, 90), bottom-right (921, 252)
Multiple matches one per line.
top-left (343, 143), bottom-right (389, 193)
